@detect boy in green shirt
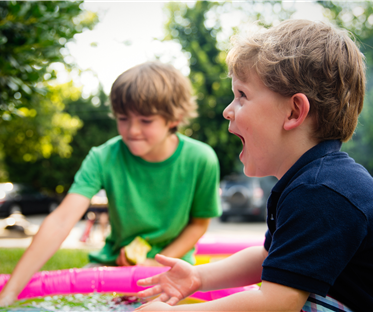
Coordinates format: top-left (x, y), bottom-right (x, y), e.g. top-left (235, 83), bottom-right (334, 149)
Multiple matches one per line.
top-left (0, 61), bottom-right (221, 306)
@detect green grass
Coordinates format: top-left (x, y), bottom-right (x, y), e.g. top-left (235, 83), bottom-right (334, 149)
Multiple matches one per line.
top-left (0, 248), bottom-right (92, 274)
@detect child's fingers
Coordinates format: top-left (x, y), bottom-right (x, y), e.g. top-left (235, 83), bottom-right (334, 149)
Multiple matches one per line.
top-left (152, 292), bottom-right (180, 306)
top-left (137, 274), bottom-right (160, 287)
top-left (116, 247), bottom-right (131, 266)
top-left (166, 296), bottom-right (180, 306)
top-left (0, 294), bottom-right (16, 307)
top-left (152, 293), bottom-right (169, 303)
top-left (116, 248), bottom-right (125, 266)
top-left (154, 254), bottom-right (178, 267)
top-left (137, 285), bottom-right (163, 298)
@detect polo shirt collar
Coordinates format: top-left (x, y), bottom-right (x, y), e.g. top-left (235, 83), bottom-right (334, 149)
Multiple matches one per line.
top-left (266, 140), bottom-right (342, 234)
top-left (272, 140), bottom-right (342, 194)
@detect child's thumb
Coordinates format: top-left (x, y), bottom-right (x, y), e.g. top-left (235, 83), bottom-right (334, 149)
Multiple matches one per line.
top-left (154, 254), bottom-right (178, 267)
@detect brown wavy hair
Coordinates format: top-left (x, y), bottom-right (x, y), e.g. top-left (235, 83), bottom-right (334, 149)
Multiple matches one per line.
top-left (226, 19), bottom-right (366, 142)
top-left (110, 61), bottom-right (197, 133)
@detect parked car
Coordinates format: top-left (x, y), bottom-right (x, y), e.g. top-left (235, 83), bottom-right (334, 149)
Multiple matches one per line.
top-left (0, 182), bottom-right (60, 217)
top-left (219, 174), bottom-right (277, 222)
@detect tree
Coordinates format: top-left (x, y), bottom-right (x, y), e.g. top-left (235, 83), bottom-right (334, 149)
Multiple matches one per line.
top-left (163, 1), bottom-right (293, 178)
top-left (5, 86), bottom-right (117, 193)
top-left (0, 1), bottom-right (98, 185)
top-left (0, 1), bottom-right (97, 118)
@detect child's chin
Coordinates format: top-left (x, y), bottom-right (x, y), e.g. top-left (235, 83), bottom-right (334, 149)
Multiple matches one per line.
top-left (127, 144), bottom-right (147, 156)
top-left (243, 166), bottom-right (256, 178)
top-left (129, 148), bottom-right (146, 158)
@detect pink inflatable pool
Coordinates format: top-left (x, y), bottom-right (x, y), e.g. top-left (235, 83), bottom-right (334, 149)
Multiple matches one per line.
top-left (195, 235), bottom-right (264, 255)
top-left (0, 235), bottom-right (263, 301)
top-left (0, 266), bottom-right (259, 301)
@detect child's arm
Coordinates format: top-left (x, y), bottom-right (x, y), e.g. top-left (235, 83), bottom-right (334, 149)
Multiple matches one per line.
top-left (0, 193), bottom-right (90, 307)
top-left (138, 246), bottom-right (266, 303)
top-left (160, 217), bottom-right (209, 259)
top-left (116, 217), bottom-right (210, 267)
top-left (137, 247), bottom-right (309, 311)
top-left (138, 281), bottom-right (309, 311)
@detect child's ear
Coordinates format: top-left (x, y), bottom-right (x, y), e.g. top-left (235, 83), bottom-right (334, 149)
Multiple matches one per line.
top-left (283, 93), bottom-right (310, 131)
top-left (168, 120), bottom-right (180, 129)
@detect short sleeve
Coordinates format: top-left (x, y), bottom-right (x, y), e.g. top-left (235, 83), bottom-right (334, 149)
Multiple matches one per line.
top-left (262, 184), bottom-right (368, 295)
top-left (264, 230), bottom-right (272, 251)
top-left (190, 147), bottom-right (222, 219)
top-left (68, 147), bottom-right (103, 199)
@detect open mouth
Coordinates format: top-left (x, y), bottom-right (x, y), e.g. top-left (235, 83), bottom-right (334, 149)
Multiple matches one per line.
top-left (236, 133), bottom-right (245, 145)
top-left (229, 129), bottom-right (245, 161)
top-left (229, 130), bottom-right (245, 145)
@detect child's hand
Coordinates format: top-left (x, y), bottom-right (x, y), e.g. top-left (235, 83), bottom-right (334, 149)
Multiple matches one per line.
top-left (138, 258), bottom-right (164, 267)
top-left (116, 247), bottom-right (132, 266)
top-left (136, 254), bottom-right (201, 306)
top-left (0, 291), bottom-right (17, 307)
top-left (135, 301), bottom-right (172, 311)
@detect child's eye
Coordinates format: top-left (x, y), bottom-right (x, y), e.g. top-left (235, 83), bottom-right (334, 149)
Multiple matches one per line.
top-left (239, 90), bottom-right (247, 98)
top-left (141, 119), bottom-right (153, 124)
top-left (118, 116), bottom-right (128, 121)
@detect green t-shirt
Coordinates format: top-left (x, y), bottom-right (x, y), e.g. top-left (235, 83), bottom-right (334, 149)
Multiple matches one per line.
top-left (68, 133), bottom-right (221, 265)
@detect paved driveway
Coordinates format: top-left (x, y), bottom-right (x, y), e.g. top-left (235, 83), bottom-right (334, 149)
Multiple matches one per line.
top-left (0, 215), bottom-right (267, 249)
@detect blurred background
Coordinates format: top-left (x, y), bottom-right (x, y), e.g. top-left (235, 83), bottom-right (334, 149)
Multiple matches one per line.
top-left (1, 1), bottom-right (373, 219)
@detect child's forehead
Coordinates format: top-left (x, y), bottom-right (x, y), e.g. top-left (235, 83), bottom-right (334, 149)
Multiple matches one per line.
top-left (231, 71), bottom-right (260, 88)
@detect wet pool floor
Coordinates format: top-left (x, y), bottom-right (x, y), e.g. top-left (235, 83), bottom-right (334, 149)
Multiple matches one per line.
top-left (0, 293), bottom-right (144, 312)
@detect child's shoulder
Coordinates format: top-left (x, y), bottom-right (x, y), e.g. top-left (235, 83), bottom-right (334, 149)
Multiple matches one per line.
top-left (89, 135), bottom-right (123, 156)
top-left (288, 150), bottom-right (373, 217)
top-left (178, 133), bottom-right (218, 159)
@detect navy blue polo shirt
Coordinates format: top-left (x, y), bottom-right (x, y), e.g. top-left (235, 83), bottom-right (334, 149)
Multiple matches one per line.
top-left (262, 140), bottom-right (373, 311)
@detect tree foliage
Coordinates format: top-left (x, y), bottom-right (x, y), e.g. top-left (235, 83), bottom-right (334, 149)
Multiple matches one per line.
top-left (0, 1), bottom-right (98, 186)
top-left (0, 1), bottom-right (97, 118)
top-left (3, 82), bottom-right (83, 163)
top-left (5, 88), bottom-right (117, 193)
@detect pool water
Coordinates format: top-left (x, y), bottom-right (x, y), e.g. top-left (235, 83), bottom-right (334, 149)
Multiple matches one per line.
top-left (0, 293), bottom-right (203, 312)
top-left (0, 293), bottom-right (144, 311)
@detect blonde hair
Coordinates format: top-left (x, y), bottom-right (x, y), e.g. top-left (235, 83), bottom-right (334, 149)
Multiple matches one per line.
top-left (110, 61), bottom-right (197, 133)
top-left (227, 19), bottom-right (366, 142)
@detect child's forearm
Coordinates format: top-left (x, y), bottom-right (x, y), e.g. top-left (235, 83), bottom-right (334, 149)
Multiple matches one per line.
top-left (173, 284), bottom-right (308, 312)
top-left (140, 281), bottom-right (309, 312)
top-left (0, 194), bottom-right (89, 303)
top-left (160, 218), bottom-right (209, 259)
top-left (1, 213), bottom-right (68, 296)
top-left (136, 251), bottom-right (308, 312)
top-left (196, 246), bottom-right (267, 291)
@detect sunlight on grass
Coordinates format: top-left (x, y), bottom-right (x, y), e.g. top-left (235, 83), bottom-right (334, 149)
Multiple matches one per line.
top-left (0, 248), bottom-right (92, 274)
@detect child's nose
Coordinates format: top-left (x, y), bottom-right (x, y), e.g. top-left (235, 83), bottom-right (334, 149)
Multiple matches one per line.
top-left (223, 103), bottom-right (234, 121)
top-left (128, 121), bottom-right (141, 135)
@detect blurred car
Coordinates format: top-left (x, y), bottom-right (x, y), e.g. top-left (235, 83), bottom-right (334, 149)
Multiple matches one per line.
top-left (219, 174), bottom-right (277, 222)
top-left (0, 182), bottom-right (60, 218)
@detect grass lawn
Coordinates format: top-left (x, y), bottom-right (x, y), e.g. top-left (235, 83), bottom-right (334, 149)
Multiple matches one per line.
top-left (0, 248), bottom-right (93, 274)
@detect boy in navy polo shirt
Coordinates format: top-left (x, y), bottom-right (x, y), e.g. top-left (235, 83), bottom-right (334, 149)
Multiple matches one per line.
top-left (135, 20), bottom-right (373, 312)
